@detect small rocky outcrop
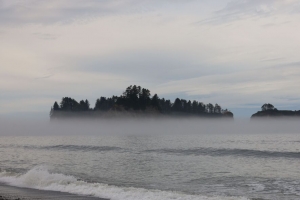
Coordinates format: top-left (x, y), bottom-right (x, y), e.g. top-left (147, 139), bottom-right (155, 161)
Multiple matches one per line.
top-left (251, 110), bottom-right (300, 118)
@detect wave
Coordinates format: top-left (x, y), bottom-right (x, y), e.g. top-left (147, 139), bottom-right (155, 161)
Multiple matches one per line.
top-left (0, 144), bottom-right (124, 152)
top-left (38, 145), bottom-right (123, 152)
top-left (2, 143), bottom-right (300, 159)
top-left (0, 166), bottom-right (249, 200)
top-left (144, 148), bottom-right (300, 159)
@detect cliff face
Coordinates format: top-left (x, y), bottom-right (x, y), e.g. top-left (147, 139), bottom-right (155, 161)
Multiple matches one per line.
top-left (251, 110), bottom-right (300, 118)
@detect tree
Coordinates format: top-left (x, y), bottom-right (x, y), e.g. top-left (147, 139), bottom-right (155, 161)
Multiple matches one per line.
top-left (172, 98), bottom-right (182, 112)
top-left (78, 99), bottom-right (90, 111)
top-left (151, 94), bottom-right (160, 110)
top-left (192, 100), bottom-right (198, 114)
top-left (198, 102), bottom-right (206, 113)
top-left (261, 103), bottom-right (275, 111)
top-left (53, 101), bottom-right (59, 110)
top-left (85, 99), bottom-right (90, 110)
top-left (164, 100), bottom-right (172, 113)
top-left (214, 104), bottom-right (222, 114)
top-left (186, 100), bottom-right (192, 113)
top-left (60, 97), bottom-right (79, 111)
top-left (139, 88), bottom-right (151, 110)
top-left (139, 88), bottom-right (150, 99)
top-left (51, 85), bottom-right (228, 119)
top-left (207, 103), bottom-right (214, 113)
top-left (159, 98), bottom-right (166, 112)
top-left (122, 85), bottom-right (140, 110)
top-left (79, 100), bottom-right (86, 111)
top-left (95, 97), bottom-right (113, 111)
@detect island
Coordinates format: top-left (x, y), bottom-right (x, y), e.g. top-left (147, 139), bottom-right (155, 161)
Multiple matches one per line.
top-left (251, 103), bottom-right (300, 118)
top-left (50, 85), bottom-right (233, 120)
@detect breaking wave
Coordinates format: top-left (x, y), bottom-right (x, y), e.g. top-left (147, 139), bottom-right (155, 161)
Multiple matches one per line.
top-left (0, 166), bottom-right (249, 200)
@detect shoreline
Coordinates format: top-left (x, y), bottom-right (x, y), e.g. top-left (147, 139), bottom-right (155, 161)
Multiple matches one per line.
top-left (0, 196), bottom-right (20, 200)
top-left (0, 183), bottom-right (108, 200)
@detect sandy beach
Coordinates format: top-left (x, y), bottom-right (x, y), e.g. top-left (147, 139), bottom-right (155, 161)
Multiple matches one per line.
top-left (0, 184), bottom-right (107, 200)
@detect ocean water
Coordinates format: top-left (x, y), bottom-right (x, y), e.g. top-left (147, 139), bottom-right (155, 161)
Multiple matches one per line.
top-left (0, 120), bottom-right (300, 200)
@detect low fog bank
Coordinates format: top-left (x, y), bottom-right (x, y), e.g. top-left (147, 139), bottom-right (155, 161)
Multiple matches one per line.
top-left (0, 117), bottom-right (300, 136)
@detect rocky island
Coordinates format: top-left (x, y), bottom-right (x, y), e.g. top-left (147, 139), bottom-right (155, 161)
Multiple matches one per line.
top-left (50, 85), bottom-right (233, 120)
top-left (251, 103), bottom-right (300, 118)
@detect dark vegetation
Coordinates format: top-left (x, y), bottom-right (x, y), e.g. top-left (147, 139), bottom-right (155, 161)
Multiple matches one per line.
top-left (50, 85), bottom-right (233, 119)
top-left (251, 103), bottom-right (300, 118)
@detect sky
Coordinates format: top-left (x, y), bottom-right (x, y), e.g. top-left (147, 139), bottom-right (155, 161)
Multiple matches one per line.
top-left (1, 0), bottom-right (300, 119)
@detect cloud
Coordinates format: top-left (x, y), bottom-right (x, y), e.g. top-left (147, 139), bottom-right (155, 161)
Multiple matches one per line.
top-left (197, 0), bottom-right (300, 25)
top-left (153, 64), bottom-right (300, 108)
top-left (32, 32), bottom-right (58, 40)
top-left (72, 50), bottom-right (223, 84)
top-left (1, 0), bottom-right (300, 118)
top-left (0, 97), bottom-right (53, 113)
top-left (260, 57), bottom-right (285, 62)
top-left (0, 68), bottom-right (132, 114)
top-left (0, 0), bottom-right (192, 25)
top-left (0, 0), bottom-right (127, 25)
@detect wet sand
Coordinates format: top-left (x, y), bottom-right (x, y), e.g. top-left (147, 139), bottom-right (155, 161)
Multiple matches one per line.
top-left (0, 184), bottom-right (108, 200)
top-left (0, 195), bottom-right (20, 200)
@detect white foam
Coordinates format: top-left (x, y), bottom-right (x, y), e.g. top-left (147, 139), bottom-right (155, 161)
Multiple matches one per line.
top-left (246, 183), bottom-right (265, 192)
top-left (0, 166), bottom-right (249, 200)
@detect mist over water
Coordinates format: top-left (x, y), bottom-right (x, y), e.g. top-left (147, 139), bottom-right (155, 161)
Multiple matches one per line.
top-left (1, 117), bottom-right (300, 136)
top-left (0, 118), bottom-right (300, 200)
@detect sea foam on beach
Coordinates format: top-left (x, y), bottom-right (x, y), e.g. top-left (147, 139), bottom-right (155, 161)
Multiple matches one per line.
top-left (0, 166), bottom-right (249, 200)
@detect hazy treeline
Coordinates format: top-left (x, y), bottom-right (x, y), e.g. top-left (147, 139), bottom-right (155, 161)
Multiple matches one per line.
top-left (50, 85), bottom-right (233, 119)
top-left (251, 103), bottom-right (300, 118)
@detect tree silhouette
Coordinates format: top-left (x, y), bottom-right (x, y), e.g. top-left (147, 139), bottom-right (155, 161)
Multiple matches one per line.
top-left (186, 100), bottom-right (192, 113)
top-left (60, 97), bottom-right (79, 111)
top-left (172, 98), bottom-right (182, 112)
top-left (192, 101), bottom-right (198, 114)
top-left (85, 99), bottom-right (90, 110)
top-left (198, 102), bottom-right (206, 113)
top-left (51, 85), bottom-right (230, 119)
top-left (151, 94), bottom-right (160, 110)
top-left (53, 101), bottom-right (59, 110)
top-left (139, 88), bottom-right (151, 110)
top-left (79, 100), bottom-right (86, 111)
top-left (261, 103), bottom-right (275, 111)
top-left (207, 103), bottom-right (214, 113)
top-left (95, 97), bottom-right (112, 111)
top-left (158, 98), bottom-right (172, 113)
top-left (214, 104), bottom-right (222, 114)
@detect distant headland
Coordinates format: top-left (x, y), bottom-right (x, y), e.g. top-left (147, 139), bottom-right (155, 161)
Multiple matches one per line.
top-left (251, 103), bottom-right (300, 118)
top-left (50, 85), bottom-right (233, 120)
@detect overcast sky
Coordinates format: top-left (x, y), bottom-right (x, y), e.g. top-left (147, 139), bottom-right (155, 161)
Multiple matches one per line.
top-left (1, 0), bottom-right (300, 118)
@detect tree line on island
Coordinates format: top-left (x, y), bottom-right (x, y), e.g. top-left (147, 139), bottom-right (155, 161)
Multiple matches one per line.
top-left (251, 103), bottom-right (300, 118)
top-left (50, 85), bottom-right (233, 119)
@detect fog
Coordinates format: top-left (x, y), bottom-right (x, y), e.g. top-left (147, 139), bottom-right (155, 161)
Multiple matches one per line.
top-left (1, 117), bottom-right (300, 136)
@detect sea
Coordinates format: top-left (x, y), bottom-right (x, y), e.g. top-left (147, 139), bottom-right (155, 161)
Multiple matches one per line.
top-left (0, 119), bottom-right (300, 200)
